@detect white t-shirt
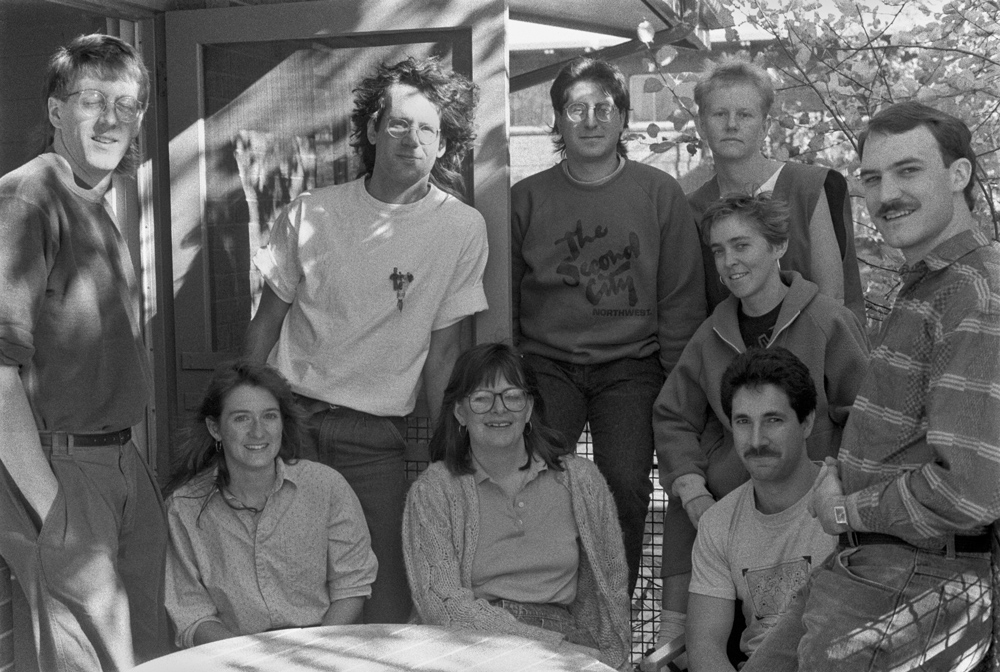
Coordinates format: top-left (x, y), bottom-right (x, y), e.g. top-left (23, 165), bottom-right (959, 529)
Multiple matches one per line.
top-left (254, 177), bottom-right (488, 416)
top-left (690, 472), bottom-right (837, 657)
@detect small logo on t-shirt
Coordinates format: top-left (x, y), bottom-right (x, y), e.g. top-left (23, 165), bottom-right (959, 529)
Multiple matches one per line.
top-left (743, 556), bottom-right (812, 620)
top-left (390, 267), bottom-right (414, 312)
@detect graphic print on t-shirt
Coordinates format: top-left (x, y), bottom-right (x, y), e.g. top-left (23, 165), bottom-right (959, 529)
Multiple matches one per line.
top-left (742, 556), bottom-right (812, 622)
top-left (553, 219), bottom-right (643, 308)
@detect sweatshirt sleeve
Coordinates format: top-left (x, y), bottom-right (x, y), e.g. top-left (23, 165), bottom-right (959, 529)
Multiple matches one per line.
top-left (823, 307), bottom-right (870, 429)
top-left (0, 189), bottom-right (49, 367)
top-left (653, 333), bottom-right (712, 493)
top-left (401, 471), bottom-right (564, 646)
top-left (510, 181), bottom-right (529, 346)
top-left (656, 180), bottom-right (706, 375)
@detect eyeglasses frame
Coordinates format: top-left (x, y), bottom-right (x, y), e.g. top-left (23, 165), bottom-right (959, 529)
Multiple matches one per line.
top-left (64, 89), bottom-right (146, 123)
top-left (466, 388), bottom-right (530, 414)
top-left (384, 117), bottom-right (441, 146)
top-left (562, 102), bottom-right (620, 124)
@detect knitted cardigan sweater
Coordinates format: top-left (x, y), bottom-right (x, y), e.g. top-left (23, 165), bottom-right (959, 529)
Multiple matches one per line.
top-left (402, 455), bottom-right (631, 669)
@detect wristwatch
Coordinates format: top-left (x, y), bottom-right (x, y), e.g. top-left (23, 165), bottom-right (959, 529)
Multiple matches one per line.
top-left (834, 505), bottom-right (848, 526)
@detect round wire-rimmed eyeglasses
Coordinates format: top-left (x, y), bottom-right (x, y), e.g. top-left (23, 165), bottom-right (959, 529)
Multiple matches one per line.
top-left (385, 118), bottom-right (440, 146)
top-left (563, 102), bottom-right (619, 124)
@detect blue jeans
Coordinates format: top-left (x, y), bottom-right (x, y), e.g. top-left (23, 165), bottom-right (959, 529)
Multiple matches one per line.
top-left (523, 353), bottom-right (663, 593)
top-left (304, 403), bottom-right (411, 624)
top-left (742, 543), bottom-right (992, 672)
top-left (492, 599), bottom-right (575, 635)
top-left (0, 438), bottom-right (169, 671)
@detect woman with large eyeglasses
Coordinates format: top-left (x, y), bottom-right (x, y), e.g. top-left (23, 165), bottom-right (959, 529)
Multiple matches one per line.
top-left (402, 343), bottom-right (632, 671)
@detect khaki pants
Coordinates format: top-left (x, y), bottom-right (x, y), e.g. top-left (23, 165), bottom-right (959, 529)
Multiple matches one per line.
top-left (0, 438), bottom-right (169, 671)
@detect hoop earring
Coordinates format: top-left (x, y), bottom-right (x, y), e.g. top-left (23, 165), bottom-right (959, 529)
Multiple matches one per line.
top-left (524, 422), bottom-right (533, 436)
top-left (459, 424), bottom-right (467, 436)
top-left (215, 440), bottom-right (223, 453)
top-left (719, 275), bottom-right (726, 285)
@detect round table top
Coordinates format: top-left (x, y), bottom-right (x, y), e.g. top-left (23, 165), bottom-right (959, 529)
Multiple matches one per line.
top-left (134, 623), bottom-right (616, 671)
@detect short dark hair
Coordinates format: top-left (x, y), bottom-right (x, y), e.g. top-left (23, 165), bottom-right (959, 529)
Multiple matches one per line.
top-left (350, 56), bottom-right (479, 199)
top-left (859, 101), bottom-right (977, 211)
top-left (549, 57), bottom-right (630, 157)
top-left (166, 360), bottom-right (306, 498)
top-left (701, 191), bottom-right (790, 249)
top-left (720, 347), bottom-right (817, 423)
top-left (42, 33), bottom-right (150, 174)
top-left (694, 56), bottom-right (775, 119)
top-left (429, 342), bottom-right (569, 475)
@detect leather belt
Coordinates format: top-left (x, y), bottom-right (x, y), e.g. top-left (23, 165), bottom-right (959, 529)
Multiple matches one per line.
top-left (839, 530), bottom-right (991, 555)
top-left (38, 428), bottom-right (132, 447)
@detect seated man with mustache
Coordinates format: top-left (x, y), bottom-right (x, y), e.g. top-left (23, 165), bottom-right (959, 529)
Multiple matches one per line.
top-left (685, 347), bottom-right (836, 671)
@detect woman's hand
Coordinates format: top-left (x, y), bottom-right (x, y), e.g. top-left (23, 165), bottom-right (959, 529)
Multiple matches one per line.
top-left (320, 596), bottom-right (365, 626)
top-left (684, 493), bottom-right (715, 528)
top-left (192, 620), bottom-right (238, 646)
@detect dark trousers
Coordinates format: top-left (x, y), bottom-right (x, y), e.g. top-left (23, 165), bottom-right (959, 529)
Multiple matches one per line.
top-left (304, 404), bottom-right (412, 624)
top-left (524, 353), bottom-right (663, 594)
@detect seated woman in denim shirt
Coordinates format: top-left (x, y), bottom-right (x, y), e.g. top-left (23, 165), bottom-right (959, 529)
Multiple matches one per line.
top-left (164, 361), bottom-right (377, 648)
top-left (402, 343), bottom-right (631, 670)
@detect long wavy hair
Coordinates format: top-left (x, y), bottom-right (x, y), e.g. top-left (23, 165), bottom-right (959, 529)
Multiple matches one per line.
top-left (349, 56), bottom-right (479, 200)
top-left (165, 360), bottom-right (306, 499)
top-left (40, 33), bottom-right (150, 175)
top-left (429, 342), bottom-right (569, 476)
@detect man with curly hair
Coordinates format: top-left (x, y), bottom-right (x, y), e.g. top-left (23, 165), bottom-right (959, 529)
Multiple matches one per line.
top-left (245, 56), bottom-right (488, 623)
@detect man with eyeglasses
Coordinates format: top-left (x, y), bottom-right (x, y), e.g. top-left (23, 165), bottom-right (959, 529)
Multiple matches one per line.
top-left (511, 57), bottom-right (706, 595)
top-left (245, 57), bottom-right (487, 624)
top-left (0, 34), bottom-right (169, 670)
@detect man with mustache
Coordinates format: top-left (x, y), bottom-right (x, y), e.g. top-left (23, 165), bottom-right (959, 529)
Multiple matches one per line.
top-left (685, 347), bottom-right (837, 671)
top-left (742, 102), bottom-right (1000, 671)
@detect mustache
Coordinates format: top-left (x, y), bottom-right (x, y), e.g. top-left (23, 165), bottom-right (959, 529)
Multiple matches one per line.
top-left (743, 446), bottom-right (781, 459)
top-left (875, 199), bottom-right (919, 219)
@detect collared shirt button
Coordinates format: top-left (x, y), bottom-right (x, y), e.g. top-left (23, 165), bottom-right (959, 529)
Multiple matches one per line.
top-left (517, 501), bottom-right (525, 508)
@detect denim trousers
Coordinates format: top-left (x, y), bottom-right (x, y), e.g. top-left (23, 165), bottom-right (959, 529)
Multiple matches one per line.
top-left (0, 438), bottom-right (169, 671)
top-left (742, 543), bottom-right (992, 672)
top-left (305, 404), bottom-right (412, 624)
top-left (523, 353), bottom-right (664, 593)
top-left (492, 598), bottom-right (576, 636)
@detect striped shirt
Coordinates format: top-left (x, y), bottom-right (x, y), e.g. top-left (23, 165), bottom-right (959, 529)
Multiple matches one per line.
top-left (841, 229), bottom-right (1000, 548)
